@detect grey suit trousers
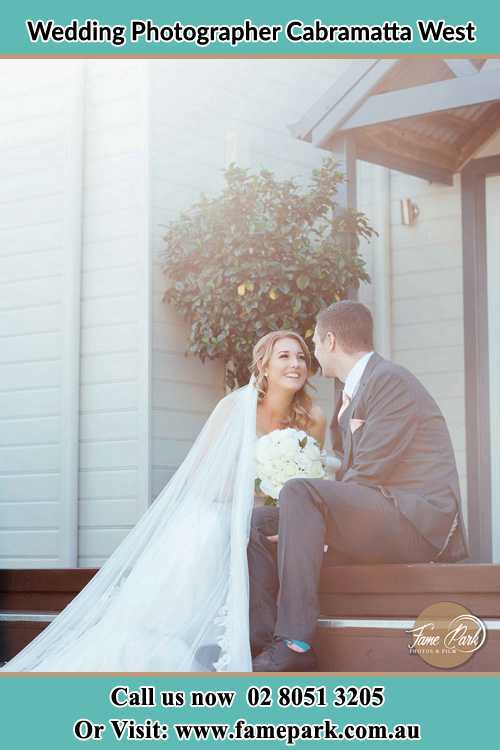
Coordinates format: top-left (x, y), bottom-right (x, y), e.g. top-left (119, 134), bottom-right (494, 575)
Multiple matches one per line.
top-left (247, 477), bottom-right (437, 650)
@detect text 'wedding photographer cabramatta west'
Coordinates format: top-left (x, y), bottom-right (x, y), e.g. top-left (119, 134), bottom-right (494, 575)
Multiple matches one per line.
top-left (0, 1), bottom-right (500, 748)
top-left (23, 18), bottom-right (478, 48)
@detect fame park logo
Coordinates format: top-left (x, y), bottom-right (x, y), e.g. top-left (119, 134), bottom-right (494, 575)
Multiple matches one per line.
top-left (406, 601), bottom-right (487, 668)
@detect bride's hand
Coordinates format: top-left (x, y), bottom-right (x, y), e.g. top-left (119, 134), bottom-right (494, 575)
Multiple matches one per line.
top-left (266, 534), bottom-right (278, 543)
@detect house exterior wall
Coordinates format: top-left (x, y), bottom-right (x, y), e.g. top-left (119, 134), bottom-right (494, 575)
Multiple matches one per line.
top-left (149, 61), bottom-right (226, 502)
top-left (0, 60), bottom-right (154, 568)
top-left (77, 61), bottom-right (151, 566)
top-left (2, 59), bottom-right (477, 567)
top-left (1, 59), bottom-right (345, 568)
top-left (390, 172), bottom-right (468, 522)
top-left (357, 162), bottom-right (468, 528)
top-left (0, 61), bottom-right (153, 568)
top-left (0, 61), bottom-right (83, 567)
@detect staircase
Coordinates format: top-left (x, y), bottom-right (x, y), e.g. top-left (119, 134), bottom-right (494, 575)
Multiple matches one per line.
top-left (1, 564), bottom-right (499, 670)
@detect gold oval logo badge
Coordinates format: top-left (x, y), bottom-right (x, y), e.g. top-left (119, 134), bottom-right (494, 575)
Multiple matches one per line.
top-left (406, 601), bottom-right (487, 668)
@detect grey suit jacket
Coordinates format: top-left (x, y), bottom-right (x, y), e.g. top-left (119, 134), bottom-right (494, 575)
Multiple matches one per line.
top-left (330, 353), bottom-right (470, 562)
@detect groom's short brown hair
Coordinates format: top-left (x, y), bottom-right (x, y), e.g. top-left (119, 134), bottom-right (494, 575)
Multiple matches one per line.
top-left (316, 301), bottom-right (374, 353)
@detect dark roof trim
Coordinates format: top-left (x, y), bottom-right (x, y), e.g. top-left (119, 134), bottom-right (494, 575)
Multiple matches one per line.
top-left (339, 67), bottom-right (500, 133)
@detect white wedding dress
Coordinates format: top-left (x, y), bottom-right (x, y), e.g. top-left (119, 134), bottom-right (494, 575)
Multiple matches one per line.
top-left (2, 377), bottom-right (258, 672)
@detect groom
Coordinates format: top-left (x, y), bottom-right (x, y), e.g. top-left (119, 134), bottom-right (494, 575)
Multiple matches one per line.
top-left (249, 300), bottom-right (470, 671)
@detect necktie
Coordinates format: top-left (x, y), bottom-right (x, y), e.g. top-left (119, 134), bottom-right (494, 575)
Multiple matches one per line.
top-left (338, 391), bottom-right (351, 423)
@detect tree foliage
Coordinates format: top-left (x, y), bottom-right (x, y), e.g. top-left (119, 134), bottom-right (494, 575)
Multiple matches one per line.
top-left (159, 156), bottom-right (376, 389)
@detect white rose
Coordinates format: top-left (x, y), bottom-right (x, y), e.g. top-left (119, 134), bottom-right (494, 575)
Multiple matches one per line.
top-left (302, 438), bottom-right (320, 461)
top-left (260, 478), bottom-right (280, 499)
top-left (280, 436), bottom-right (299, 455)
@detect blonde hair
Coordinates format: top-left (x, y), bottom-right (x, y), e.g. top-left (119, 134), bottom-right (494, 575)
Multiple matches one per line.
top-left (250, 330), bottom-right (314, 431)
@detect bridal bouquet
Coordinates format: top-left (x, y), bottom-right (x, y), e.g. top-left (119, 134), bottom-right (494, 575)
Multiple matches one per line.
top-left (255, 428), bottom-right (326, 507)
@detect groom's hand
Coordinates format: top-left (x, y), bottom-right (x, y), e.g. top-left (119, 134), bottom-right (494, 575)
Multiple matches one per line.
top-left (266, 534), bottom-right (279, 543)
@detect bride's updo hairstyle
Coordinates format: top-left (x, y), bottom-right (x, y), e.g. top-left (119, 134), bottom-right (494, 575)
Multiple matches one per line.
top-left (250, 330), bottom-right (314, 432)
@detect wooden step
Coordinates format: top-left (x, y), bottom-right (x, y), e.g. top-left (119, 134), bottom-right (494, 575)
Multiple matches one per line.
top-left (314, 619), bottom-right (500, 672)
top-left (1, 565), bottom-right (500, 670)
top-left (316, 562), bottom-right (500, 671)
top-left (319, 562), bottom-right (500, 618)
top-left (0, 569), bottom-right (98, 663)
top-left (0, 568), bottom-right (96, 612)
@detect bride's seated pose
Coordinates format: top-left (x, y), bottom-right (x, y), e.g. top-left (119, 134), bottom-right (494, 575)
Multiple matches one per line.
top-left (1, 329), bottom-right (325, 673)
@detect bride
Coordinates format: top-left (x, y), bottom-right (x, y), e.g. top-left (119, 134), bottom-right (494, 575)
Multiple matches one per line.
top-left (2, 330), bottom-right (325, 672)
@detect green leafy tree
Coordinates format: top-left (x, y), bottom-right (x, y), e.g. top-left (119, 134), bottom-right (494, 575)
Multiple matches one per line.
top-left (159, 156), bottom-right (376, 390)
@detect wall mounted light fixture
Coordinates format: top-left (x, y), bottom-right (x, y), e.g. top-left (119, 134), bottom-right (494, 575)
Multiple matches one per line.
top-left (400, 198), bottom-right (420, 226)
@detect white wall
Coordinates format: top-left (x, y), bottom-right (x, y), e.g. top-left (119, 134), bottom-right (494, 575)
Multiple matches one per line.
top-left (0, 60), bottom-right (154, 568)
top-left (77, 61), bottom-right (151, 566)
top-left (358, 166), bottom-right (468, 525)
top-left (149, 61), bottom-right (225, 501)
top-left (0, 61), bottom-right (83, 567)
top-left (341, 155), bottom-right (470, 537)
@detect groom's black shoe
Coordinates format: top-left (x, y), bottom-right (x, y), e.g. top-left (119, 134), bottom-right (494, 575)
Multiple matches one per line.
top-left (252, 638), bottom-right (317, 672)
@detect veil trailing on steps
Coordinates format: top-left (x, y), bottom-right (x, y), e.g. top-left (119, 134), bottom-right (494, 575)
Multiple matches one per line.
top-left (2, 378), bottom-right (258, 672)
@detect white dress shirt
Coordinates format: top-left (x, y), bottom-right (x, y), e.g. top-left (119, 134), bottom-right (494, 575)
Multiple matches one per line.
top-left (343, 351), bottom-right (374, 401)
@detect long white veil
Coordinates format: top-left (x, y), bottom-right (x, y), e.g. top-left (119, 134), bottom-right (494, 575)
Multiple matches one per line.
top-left (2, 378), bottom-right (257, 672)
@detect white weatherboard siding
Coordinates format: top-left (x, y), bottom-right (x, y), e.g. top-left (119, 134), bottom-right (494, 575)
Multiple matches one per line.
top-left (0, 61), bottom-right (83, 567)
top-left (356, 160), bottom-right (468, 528)
top-left (78, 61), bottom-right (151, 566)
top-left (150, 61), bottom-right (225, 500)
top-left (388, 171), bottom-right (468, 527)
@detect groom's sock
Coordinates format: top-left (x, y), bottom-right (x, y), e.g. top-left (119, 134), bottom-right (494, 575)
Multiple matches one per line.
top-left (285, 639), bottom-right (311, 653)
